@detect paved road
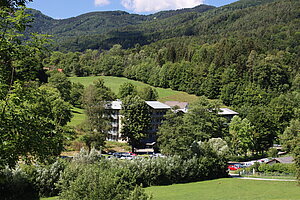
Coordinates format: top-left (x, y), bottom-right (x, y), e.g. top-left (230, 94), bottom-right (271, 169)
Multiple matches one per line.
top-left (229, 174), bottom-right (297, 182)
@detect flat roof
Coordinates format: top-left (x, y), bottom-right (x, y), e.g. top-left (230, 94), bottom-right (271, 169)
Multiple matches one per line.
top-left (145, 101), bottom-right (171, 109)
top-left (106, 100), bottom-right (171, 110)
top-left (106, 101), bottom-right (122, 110)
top-left (218, 108), bottom-right (239, 115)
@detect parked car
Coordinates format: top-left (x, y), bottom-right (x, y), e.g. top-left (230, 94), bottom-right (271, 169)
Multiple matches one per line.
top-left (113, 152), bottom-right (135, 159)
top-left (120, 155), bottom-right (133, 160)
top-left (128, 152), bottom-right (137, 156)
top-left (228, 163), bottom-right (244, 171)
top-left (242, 161), bottom-right (255, 167)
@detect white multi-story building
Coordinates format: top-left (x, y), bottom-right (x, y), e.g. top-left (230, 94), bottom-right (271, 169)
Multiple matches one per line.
top-left (106, 100), bottom-right (238, 143)
top-left (105, 100), bottom-right (171, 142)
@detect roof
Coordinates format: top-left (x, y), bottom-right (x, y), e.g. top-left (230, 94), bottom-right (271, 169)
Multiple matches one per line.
top-left (106, 100), bottom-right (122, 110)
top-left (164, 101), bottom-right (189, 109)
top-left (145, 101), bottom-right (171, 109)
top-left (106, 100), bottom-right (170, 110)
top-left (218, 108), bottom-right (239, 115)
top-left (266, 156), bottom-right (294, 164)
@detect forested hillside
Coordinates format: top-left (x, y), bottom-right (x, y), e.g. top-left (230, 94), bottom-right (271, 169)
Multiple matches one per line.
top-left (43, 0), bottom-right (300, 153)
top-left (27, 4), bottom-right (214, 51)
top-left (28, 0), bottom-right (299, 52)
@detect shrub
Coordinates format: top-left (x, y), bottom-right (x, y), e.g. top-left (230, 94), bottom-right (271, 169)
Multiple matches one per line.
top-left (20, 159), bottom-right (67, 198)
top-left (258, 163), bottom-right (296, 174)
top-left (57, 163), bottom-right (151, 200)
top-left (0, 167), bottom-right (39, 200)
top-left (72, 147), bottom-right (100, 164)
top-left (103, 155), bottom-right (227, 187)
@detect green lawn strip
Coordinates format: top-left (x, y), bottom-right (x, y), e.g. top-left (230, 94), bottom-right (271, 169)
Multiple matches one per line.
top-left (69, 76), bottom-right (198, 102)
top-left (40, 197), bottom-right (59, 200)
top-left (67, 107), bottom-right (86, 127)
top-left (145, 178), bottom-right (300, 200)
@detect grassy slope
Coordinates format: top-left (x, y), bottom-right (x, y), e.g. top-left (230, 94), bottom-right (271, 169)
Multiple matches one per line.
top-left (68, 107), bottom-right (86, 127)
top-left (146, 178), bottom-right (300, 200)
top-left (69, 76), bottom-right (198, 103)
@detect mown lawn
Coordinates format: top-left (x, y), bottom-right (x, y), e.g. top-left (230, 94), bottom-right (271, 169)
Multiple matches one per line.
top-left (67, 107), bottom-right (86, 127)
top-left (41, 178), bottom-right (300, 200)
top-left (145, 178), bottom-right (300, 200)
top-left (69, 76), bottom-right (198, 103)
top-left (41, 197), bottom-right (58, 200)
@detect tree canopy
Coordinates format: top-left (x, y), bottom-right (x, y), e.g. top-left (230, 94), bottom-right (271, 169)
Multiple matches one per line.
top-left (0, 7), bottom-right (70, 168)
top-left (81, 78), bottom-right (115, 150)
top-left (120, 95), bottom-right (151, 152)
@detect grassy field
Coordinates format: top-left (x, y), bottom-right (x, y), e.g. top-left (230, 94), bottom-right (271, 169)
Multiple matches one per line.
top-left (69, 76), bottom-right (198, 103)
top-left (41, 197), bottom-right (58, 200)
top-left (145, 178), bottom-right (300, 200)
top-left (41, 178), bottom-right (300, 200)
top-left (67, 107), bottom-right (86, 127)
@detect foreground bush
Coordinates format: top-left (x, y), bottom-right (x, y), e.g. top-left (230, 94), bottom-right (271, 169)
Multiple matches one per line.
top-left (121, 155), bottom-right (228, 187)
top-left (57, 163), bottom-right (151, 200)
top-left (21, 159), bottom-right (67, 198)
top-left (0, 167), bottom-right (39, 200)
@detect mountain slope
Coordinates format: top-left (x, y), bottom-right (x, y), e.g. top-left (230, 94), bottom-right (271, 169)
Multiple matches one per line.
top-left (28, 0), bottom-right (299, 52)
top-left (27, 4), bottom-right (215, 51)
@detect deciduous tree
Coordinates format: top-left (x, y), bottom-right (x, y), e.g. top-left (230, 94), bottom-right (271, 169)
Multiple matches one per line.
top-left (118, 82), bottom-right (137, 99)
top-left (81, 78), bottom-right (115, 150)
top-left (138, 86), bottom-right (158, 101)
top-left (121, 95), bottom-right (151, 152)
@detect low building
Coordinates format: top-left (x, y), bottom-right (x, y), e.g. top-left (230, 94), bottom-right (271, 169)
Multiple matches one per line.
top-left (164, 101), bottom-right (189, 113)
top-left (105, 100), bottom-right (171, 142)
top-left (164, 101), bottom-right (238, 121)
top-left (218, 108), bottom-right (239, 122)
top-left (266, 156), bottom-right (294, 165)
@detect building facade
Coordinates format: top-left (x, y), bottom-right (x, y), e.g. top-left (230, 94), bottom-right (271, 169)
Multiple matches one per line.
top-left (105, 100), bottom-right (171, 142)
top-left (106, 100), bottom-right (238, 142)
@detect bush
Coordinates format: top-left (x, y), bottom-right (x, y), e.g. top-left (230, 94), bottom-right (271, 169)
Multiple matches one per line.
top-left (267, 148), bottom-right (278, 158)
top-left (258, 163), bottom-right (296, 174)
top-left (0, 167), bottom-right (39, 200)
top-left (100, 155), bottom-right (227, 187)
top-left (20, 159), bottom-right (67, 198)
top-left (57, 162), bottom-right (151, 200)
top-left (57, 153), bottom-right (227, 199)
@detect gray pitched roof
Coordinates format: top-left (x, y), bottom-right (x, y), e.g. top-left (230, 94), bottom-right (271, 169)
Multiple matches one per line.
top-left (164, 101), bottom-right (189, 109)
top-left (267, 156), bottom-right (294, 164)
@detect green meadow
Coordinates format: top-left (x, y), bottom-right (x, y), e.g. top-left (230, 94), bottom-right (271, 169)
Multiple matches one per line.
top-left (145, 178), bottom-right (300, 200)
top-left (69, 76), bottom-right (198, 103)
top-left (68, 107), bottom-right (86, 127)
top-left (41, 178), bottom-right (300, 200)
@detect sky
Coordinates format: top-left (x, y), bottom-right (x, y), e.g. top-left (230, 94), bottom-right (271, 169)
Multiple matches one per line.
top-left (28, 0), bottom-right (238, 19)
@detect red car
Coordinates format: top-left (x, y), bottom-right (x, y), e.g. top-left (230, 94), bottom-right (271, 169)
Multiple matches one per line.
top-left (228, 164), bottom-right (243, 171)
top-left (128, 152), bottom-right (137, 156)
